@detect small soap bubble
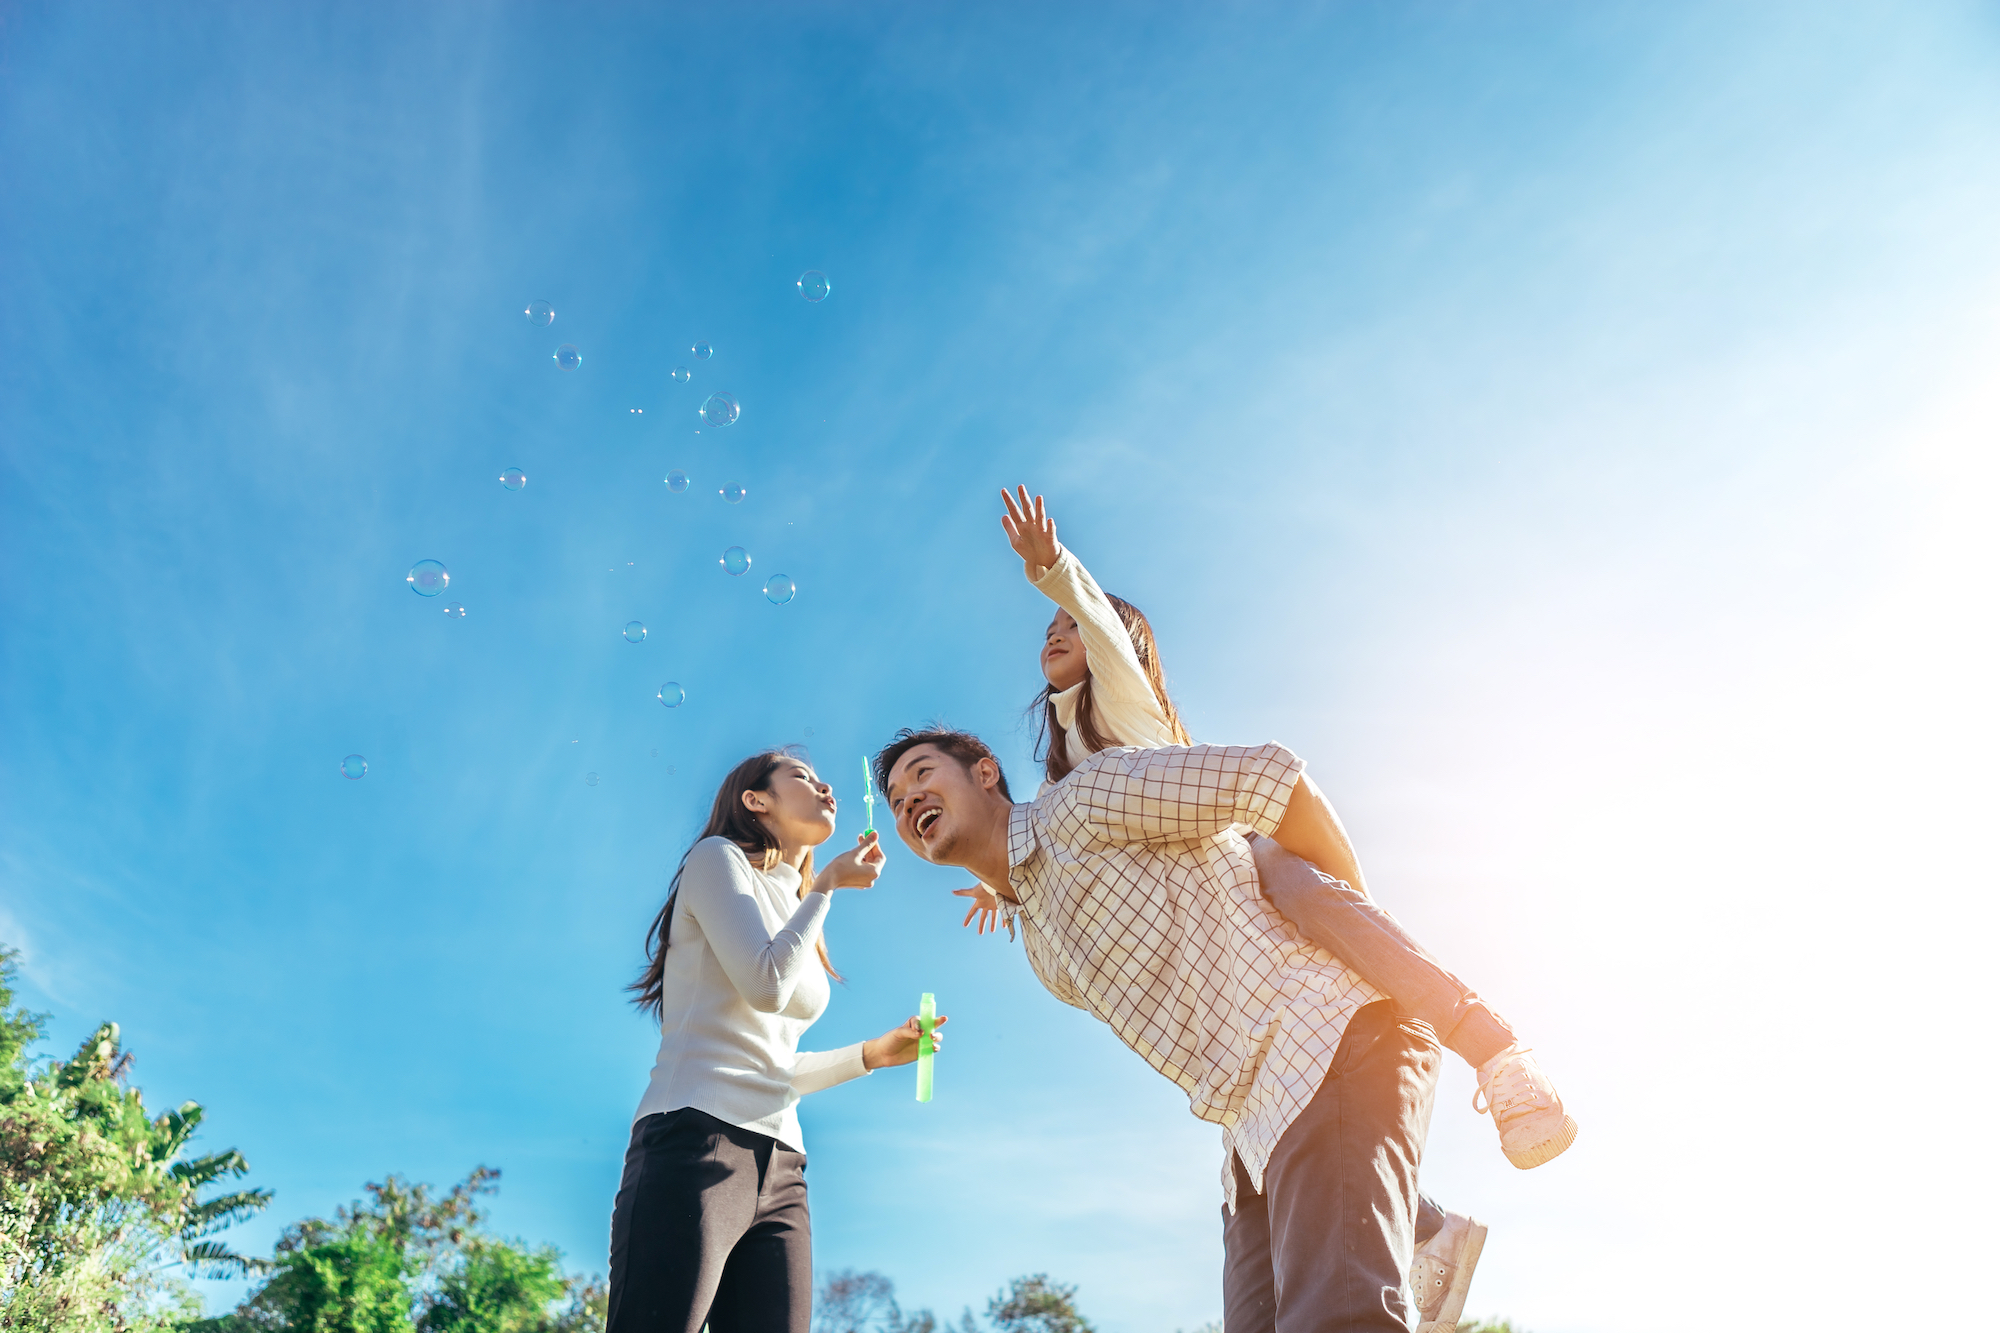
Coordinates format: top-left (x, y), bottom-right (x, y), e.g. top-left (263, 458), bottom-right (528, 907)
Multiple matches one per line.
top-left (720, 482), bottom-right (747, 504)
top-left (585, 772), bottom-right (599, 787)
top-left (658, 682), bottom-right (685, 708)
top-left (651, 747), bottom-right (659, 757)
top-left (700, 392), bottom-right (740, 427)
top-left (623, 621), bottom-right (647, 643)
top-left (797, 270), bottom-right (830, 302)
top-left (764, 574), bottom-right (796, 605)
top-left (721, 546), bottom-right (751, 576)
top-left (692, 341), bottom-right (713, 360)
top-left (803, 727), bottom-right (814, 737)
top-left (525, 300), bottom-right (554, 326)
top-left (665, 470), bottom-right (690, 493)
top-left (443, 602), bottom-right (465, 618)
top-left (671, 366), bottom-right (691, 384)
top-left (340, 754), bottom-right (368, 780)
top-left (407, 560), bottom-right (449, 597)
top-left (668, 766), bottom-right (677, 774)
top-left (500, 467), bottom-right (527, 490)
top-left (555, 344), bottom-right (582, 371)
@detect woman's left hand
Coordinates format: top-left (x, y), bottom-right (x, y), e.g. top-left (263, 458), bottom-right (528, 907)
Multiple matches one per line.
top-left (862, 1014), bottom-right (948, 1069)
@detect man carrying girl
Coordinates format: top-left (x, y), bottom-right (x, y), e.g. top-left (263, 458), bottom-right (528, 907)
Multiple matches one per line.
top-left (875, 487), bottom-right (1576, 1333)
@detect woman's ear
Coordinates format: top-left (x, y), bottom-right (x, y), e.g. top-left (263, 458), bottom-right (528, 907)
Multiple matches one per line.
top-left (742, 789), bottom-right (766, 814)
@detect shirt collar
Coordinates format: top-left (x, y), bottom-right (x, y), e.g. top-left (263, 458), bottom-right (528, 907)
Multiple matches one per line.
top-left (1004, 802), bottom-right (1041, 915)
top-left (1049, 680), bottom-right (1083, 731)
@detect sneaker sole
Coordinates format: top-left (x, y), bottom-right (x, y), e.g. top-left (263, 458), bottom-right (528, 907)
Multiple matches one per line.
top-left (1504, 1113), bottom-right (1578, 1169)
top-left (1416, 1219), bottom-right (1487, 1333)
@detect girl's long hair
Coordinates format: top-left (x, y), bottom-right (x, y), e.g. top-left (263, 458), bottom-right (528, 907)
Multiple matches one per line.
top-left (1032, 593), bottom-right (1190, 786)
top-left (628, 749), bottom-right (839, 1023)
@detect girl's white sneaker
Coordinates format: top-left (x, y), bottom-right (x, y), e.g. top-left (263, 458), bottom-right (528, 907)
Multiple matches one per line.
top-left (1410, 1209), bottom-right (1488, 1333)
top-left (1473, 1045), bottom-right (1578, 1169)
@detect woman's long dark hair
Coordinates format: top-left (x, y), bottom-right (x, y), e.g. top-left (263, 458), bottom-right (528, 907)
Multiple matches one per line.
top-left (1032, 593), bottom-right (1190, 786)
top-left (628, 749), bottom-right (838, 1022)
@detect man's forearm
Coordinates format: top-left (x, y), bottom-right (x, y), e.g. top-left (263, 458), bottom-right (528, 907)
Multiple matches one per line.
top-left (1270, 771), bottom-right (1369, 897)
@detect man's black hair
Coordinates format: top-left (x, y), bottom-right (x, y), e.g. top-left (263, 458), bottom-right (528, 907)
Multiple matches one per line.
top-left (874, 726), bottom-right (1013, 803)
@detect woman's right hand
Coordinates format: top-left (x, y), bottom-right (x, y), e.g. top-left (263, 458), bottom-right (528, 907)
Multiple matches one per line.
top-left (1000, 485), bottom-right (1062, 575)
top-left (813, 830), bottom-right (886, 894)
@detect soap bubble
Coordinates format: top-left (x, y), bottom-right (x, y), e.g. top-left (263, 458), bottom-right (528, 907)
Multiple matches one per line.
top-left (525, 300), bottom-right (554, 326)
top-left (407, 560), bottom-right (449, 597)
top-left (721, 546), bottom-right (751, 576)
top-left (803, 727), bottom-right (814, 737)
top-left (443, 602), bottom-right (465, 618)
top-left (797, 270), bottom-right (830, 302)
top-left (555, 344), bottom-right (582, 371)
top-left (585, 772), bottom-right (599, 787)
top-left (340, 754), bottom-right (368, 780)
top-left (500, 467), bottom-right (526, 490)
top-left (658, 681), bottom-right (685, 707)
top-left (764, 574), bottom-right (796, 605)
top-left (671, 366), bottom-right (691, 383)
top-left (700, 392), bottom-right (739, 427)
top-left (720, 482), bottom-right (746, 504)
top-left (665, 469), bottom-right (689, 493)
top-left (692, 341), bottom-right (713, 360)
top-left (623, 621), bottom-right (647, 643)
top-left (650, 747), bottom-right (658, 757)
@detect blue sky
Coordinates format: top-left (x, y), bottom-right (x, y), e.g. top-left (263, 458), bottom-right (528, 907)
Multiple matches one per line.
top-left (5, 4), bottom-right (1998, 1331)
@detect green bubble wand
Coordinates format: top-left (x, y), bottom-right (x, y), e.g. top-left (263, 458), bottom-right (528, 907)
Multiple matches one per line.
top-left (859, 758), bottom-right (934, 1103)
top-left (861, 754), bottom-right (877, 837)
top-left (916, 992), bottom-right (935, 1103)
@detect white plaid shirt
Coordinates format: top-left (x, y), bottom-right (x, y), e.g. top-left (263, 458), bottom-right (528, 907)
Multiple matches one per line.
top-left (999, 742), bottom-right (1385, 1209)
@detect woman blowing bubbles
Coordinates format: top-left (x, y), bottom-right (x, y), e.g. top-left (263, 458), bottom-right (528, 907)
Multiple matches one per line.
top-left (610, 750), bottom-right (946, 1333)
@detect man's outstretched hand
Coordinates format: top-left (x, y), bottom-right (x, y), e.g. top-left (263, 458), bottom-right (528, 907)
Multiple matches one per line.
top-left (954, 883), bottom-right (1001, 934)
top-left (1001, 485), bottom-right (1062, 576)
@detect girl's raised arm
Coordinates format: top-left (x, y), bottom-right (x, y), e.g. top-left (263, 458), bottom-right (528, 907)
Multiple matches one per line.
top-left (1001, 486), bottom-right (1177, 738)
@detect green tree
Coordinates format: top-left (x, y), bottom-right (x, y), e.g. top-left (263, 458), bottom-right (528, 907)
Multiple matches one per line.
top-left (986, 1275), bottom-right (1092, 1333)
top-left (0, 947), bottom-right (268, 1333)
top-left (202, 1170), bottom-right (601, 1333)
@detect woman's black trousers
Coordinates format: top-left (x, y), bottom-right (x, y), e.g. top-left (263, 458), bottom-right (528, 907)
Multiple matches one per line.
top-left (606, 1107), bottom-right (812, 1333)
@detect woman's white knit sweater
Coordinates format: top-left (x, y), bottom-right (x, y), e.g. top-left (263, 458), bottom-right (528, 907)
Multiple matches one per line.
top-left (632, 836), bottom-right (868, 1152)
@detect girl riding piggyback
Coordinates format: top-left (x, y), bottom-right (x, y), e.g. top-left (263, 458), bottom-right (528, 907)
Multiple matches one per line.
top-left (969, 485), bottom-right (1577, 1176)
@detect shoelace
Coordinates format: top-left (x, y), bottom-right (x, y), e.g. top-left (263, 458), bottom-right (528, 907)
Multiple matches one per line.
top-left (1472, 1047), bottom-right (1546, 1120)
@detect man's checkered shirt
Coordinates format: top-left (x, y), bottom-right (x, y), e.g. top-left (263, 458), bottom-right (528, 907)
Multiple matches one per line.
top-left (999, 742), bottom-right (1385, 1209)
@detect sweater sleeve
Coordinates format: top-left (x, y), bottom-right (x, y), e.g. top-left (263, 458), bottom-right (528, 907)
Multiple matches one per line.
top-left (1030, 545), bottom-right (1183, 749)
top-left (789, 1042), bottom-right (871, 1095)
top-left (677, 838), bottom-right (833, 1014)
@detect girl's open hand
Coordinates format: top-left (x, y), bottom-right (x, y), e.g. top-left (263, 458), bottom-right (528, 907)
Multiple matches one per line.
top-left (953, 884), bottom-right (1000, 934)
top-left (1000, 485), bottom-right (1062, 575)
top-left (814, 830), bottom-right (885, 893)
top-left (862, 1013), bottom-right (948, 1069)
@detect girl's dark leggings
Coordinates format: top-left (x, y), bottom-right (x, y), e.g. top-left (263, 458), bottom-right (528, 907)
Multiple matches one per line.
top-left (1252, 836), bottom-right (1518, 1070)
top-left (607, 1107), bottom-right (812, 1333)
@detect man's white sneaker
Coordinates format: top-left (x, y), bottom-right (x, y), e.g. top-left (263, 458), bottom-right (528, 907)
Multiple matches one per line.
top-left (1473, 1045), bottom-right (1577, 1169)
top-left (1410, 1210), bottom-right (1487, 1333)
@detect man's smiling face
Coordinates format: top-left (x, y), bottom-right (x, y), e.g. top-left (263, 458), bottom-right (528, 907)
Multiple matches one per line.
top-left (886, 742), bottom-right (1002, 867)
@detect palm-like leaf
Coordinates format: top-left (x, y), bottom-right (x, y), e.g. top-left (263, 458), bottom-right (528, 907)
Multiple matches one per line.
top-left (181, 1237), bottom-right (275, 1279)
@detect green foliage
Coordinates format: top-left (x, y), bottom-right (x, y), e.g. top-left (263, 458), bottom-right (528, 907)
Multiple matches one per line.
top-left (0, 946), bottom-right (268, 1333)
top-left (205, 1170), bottom-right (601, 1333)
top-left (421, 1239), bottom-right (566, 1333)
top-left (986, 1275), bottom-right (1092, 1333)
top-left (232, 1236), bottom-right (414, 1333)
